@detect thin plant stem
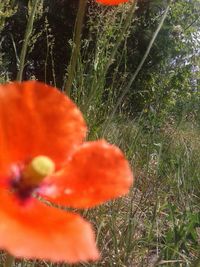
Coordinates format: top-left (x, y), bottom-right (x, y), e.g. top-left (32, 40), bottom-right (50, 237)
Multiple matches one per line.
top-left (30, 260), bottom-right (37, 267)
top-left (83, 2), bottom-right (137, 112)
top-left (102, 2), bottom-right (171, 134)
top-left (16, 0), bottom-right (40, 82)
top-left (104, 1), bottom-right (137, 74)
top-left (64, 0), bottom-right (87, 95)
top-left (4, 253), bottom-right (15, 267)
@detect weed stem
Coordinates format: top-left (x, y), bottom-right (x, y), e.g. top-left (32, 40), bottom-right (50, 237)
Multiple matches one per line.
top-left (103, 1), bottom-right (171, 134)
top-left (4, 253), bottom-right (15, 267)
top-left (17, 0), bottom-right (40, 82)
top-left (64, 0), bottom-right (87, 95)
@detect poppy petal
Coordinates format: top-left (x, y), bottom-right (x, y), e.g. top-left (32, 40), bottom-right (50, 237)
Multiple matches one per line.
top-left (0, 189), bottom-right (99, 263)
top-left (41, 140), bottom-right (133, 208)
top-left (96, 0), bottom-right (128, 5)
top-left (0, 81), bottom-right (87, 177)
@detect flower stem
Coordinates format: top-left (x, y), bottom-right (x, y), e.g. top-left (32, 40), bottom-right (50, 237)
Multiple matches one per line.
top-left (64, 0), bottom-right (87, 95)
top-left (4, 253), bottom-right (15, 267)
top-left (16, 0), bottom-right (40, 82)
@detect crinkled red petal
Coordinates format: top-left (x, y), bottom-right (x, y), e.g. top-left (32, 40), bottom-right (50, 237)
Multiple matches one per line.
top-left (0, 81), bottom-right (87, 177)
top-left (41, 140), bottom-right (133, 208)
top-left (0, 189), bottom-right (99, 263)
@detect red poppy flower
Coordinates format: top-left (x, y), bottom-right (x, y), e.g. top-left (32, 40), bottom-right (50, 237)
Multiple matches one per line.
top-left (96, 0), bottom-right (129, 5)
top-left (0, 81), bottom-right (133, 263)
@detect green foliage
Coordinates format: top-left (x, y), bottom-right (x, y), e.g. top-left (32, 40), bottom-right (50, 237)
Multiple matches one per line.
top-left (0, 0), bottom-right (17, 82)
top-left (0, 0), bottom-right (16, 30)
top-left (122, 0), bottom-right (200, 119)
top-left (163, 206), bottom-right (200, 261)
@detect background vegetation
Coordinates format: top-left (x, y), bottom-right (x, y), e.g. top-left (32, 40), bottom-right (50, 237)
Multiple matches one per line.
top-left (0, 0), bottom-right (200, 266)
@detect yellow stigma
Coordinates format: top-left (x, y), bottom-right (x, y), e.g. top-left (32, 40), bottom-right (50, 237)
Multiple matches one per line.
top-left (23, 156), bottom-right (55, 186)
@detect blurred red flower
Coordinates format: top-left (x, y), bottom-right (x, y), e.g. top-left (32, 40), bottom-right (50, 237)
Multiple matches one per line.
top-left (96, 0), bottom-right (129, 5)
top-left (0, 81), bottom-right (133, 263)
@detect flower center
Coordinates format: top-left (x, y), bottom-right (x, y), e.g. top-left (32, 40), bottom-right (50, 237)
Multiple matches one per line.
top-left (10, 156), bottom-right (55, 200)
top-left (23, 156), bottom-right (55, 186)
